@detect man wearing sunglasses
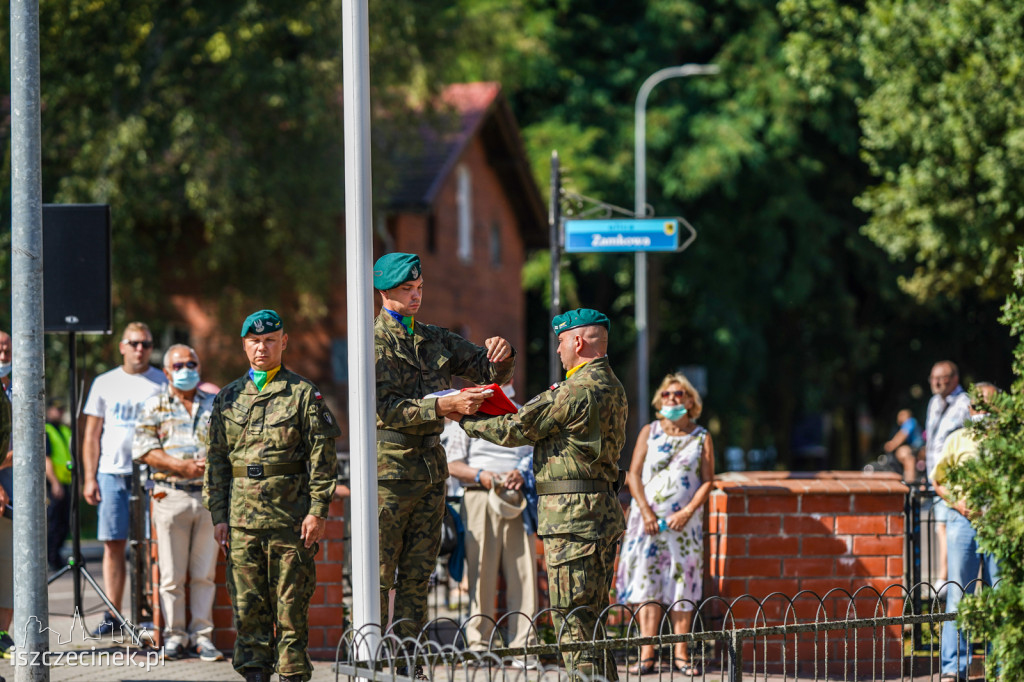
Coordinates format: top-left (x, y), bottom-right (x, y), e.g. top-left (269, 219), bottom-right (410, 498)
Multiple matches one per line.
top-left (132, 344), bottom-right (222, 662)
top-left (82, 321), bottom-right (167, 635)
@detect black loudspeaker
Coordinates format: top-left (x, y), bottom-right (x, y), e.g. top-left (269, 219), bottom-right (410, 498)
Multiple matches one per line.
top-left (43, 204), bottom-right (112, 334)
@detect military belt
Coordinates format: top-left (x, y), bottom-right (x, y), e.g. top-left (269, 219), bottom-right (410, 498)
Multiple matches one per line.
top-left (536, 480), bottom-right (613, 495)
top-left (376, 429), bottom-right (441, 449)
top-left (231, 462), bottom-right (307, 479)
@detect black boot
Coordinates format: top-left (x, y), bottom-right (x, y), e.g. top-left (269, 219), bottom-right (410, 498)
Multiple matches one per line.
top-left (242, 668), bottom-right (269, 682)
top-left (396, 665), bottom-right (429, 681)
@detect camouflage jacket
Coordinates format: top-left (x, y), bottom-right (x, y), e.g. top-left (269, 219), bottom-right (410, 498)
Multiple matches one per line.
top-left (0, 388), bottom-right (9, 468)
top-left (462, 356), bottom-right (627, 542)
top-left (133, 386), bottom-right (215, 485)
top-left (204, 367), bottom-right (339, 529)
top-left (375, 311), bottom-right (514, 482)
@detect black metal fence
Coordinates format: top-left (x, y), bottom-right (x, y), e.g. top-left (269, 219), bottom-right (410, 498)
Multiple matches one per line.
top-left (336, 578), bottom-right (998, 681)
top-left (344, 486), bottom-right (997, 680)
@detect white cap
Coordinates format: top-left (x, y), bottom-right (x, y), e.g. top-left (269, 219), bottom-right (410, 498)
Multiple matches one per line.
top-left (487, 480), bottom-right (526, 519)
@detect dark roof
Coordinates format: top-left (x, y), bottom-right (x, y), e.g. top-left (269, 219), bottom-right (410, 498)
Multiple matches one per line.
top-left (383, 82), bottom-right (547, 249)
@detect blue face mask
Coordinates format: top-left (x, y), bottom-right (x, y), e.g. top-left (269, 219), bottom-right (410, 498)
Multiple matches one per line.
top-left (171, 368), bottom-right (201, 391)
top-left (0, 362), bottom-right (10, 378)
top-left (660, 404), bottom-right (688, 421)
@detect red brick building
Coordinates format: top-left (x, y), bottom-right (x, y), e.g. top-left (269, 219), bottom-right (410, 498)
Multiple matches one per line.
top-left (171, 82), bottom-right (546, 446)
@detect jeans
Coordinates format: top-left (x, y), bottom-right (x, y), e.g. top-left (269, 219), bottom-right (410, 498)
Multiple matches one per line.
top-left (942, 508), bottom-right (1000, 678)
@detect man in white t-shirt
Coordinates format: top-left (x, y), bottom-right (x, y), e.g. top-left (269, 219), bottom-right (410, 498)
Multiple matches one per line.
top-left (82, 322), bottom-right (167, 635)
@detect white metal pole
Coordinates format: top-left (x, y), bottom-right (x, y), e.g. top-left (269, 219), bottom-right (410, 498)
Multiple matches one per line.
top-left (10, 0), bottom-right (49, 679)
top-left (634, 64), bottom-right (718, 426)
top-left (341, 0), bottom-right (381, 656)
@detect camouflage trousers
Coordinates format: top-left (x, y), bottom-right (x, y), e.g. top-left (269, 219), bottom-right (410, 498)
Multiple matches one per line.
top-left (378, 479), bottom-right (445, 643)
top-left (227, 525), bottom-right (318, 681)
top-left (544, 533), bottom-right (621, 682)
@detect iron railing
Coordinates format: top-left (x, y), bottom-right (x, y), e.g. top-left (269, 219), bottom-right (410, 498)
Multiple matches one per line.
top-left (335, 579), bottom-right (996, 681)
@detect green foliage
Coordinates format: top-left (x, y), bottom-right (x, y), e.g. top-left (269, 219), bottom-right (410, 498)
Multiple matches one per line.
top-left (0, 0), bottom-right (523, 325)
top-left (947, 249), bottom-right (1024, 676)
top-left (782, 0), bottom-right (1024, 302)
top-left (502, 0), bottom-right (980, 462)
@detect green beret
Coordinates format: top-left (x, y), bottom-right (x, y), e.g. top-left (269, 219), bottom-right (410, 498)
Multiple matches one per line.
top-left (373, 252), bottom-right (422, 290)
top-left (240, 309), bottom-right (283, 337)
top-left (551, 308), bottom-right (611, 335)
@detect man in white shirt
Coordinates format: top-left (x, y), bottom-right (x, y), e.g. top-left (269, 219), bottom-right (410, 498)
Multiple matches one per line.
top-left (445, 383), bottom-right (538, 664)
top-left (82, 322), bottom-right (167, 635)
top-left (924, 360), bottom-right (971, 589)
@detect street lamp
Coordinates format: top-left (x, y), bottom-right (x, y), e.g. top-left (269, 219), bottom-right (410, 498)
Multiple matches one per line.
top-left (634, 64), bottom-right (719, 427)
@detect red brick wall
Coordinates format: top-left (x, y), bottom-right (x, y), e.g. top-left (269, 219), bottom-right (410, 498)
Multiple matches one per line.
top-left (707, 471), bottom-right (908, 675)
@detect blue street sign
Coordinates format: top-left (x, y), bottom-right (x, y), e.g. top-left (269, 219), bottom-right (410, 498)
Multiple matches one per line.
top-left (563, 217), bottom-right (696, 253)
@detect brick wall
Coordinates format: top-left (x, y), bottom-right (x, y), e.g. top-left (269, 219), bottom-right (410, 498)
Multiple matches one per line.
top-left (707, 471), bottom-right (907, 675)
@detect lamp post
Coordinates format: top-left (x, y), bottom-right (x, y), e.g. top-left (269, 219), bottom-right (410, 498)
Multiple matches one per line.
top-left (634, 63), bottom-right (719, 427)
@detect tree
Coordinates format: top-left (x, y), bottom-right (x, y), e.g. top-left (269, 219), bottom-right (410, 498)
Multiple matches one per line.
top-left (500, 0), bottom-right (1004, 466)
top-left (948, 248), bottom-right (1024, 675)
top-left (0, 0), bottom-right (524, 325)
top-left (782, 0), bottom-right (1024, 302)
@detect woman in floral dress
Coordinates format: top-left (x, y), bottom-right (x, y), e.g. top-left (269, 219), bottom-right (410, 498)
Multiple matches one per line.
top-left (616, 373), bottom-right (715, 675)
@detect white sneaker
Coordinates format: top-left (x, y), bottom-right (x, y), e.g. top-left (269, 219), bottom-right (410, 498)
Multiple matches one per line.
top-left (195, 635), bottom-right (225, 662)
top-left (507, 656), bottom-right (540, 670)
top-left (163, 634), bottom-right (187, 660)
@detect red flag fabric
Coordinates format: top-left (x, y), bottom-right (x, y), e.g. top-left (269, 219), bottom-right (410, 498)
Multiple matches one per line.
top-left (462, 383), bottom-right (518, 416)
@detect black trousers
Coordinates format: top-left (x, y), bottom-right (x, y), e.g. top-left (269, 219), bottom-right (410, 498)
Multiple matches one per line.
top-left (46, 483), bottom-right (72, 569)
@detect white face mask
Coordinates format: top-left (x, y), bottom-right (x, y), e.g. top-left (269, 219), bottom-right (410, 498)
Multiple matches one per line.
top-left (0, 362), bottom-right (11, 378)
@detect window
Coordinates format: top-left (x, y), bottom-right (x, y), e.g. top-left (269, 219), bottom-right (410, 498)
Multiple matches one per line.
top-left (489, 220), bottom-right (502, 266)
top-left (457, 164), bottom-right (472, 263)
top-left (426, 212), bottom-right (437, 254)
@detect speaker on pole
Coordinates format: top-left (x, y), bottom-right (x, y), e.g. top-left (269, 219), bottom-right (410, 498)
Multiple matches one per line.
top-left (43, 204), bottom-right (111, 335)
top-left (43, 205), bottom-right (146, 647)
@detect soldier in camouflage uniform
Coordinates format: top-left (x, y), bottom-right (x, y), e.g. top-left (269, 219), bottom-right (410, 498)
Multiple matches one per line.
top-left (204, 310), bottom-right (339, 682)
top-left (454, 308), bottom-right (627, 681)
top-left (373, 253), bottom-right (515, 667)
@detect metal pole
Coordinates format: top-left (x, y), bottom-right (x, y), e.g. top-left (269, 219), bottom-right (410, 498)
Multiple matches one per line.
top-left (548, 151), bottom-right (561, 385)
top-left (342, 0), bottom-right (381, 657)
top-left (634, 64), bottom-right (718, 426)
top-left (68, 333), bottom-right (82, 614)
top-left (10, 0), bottom-right (49, 677)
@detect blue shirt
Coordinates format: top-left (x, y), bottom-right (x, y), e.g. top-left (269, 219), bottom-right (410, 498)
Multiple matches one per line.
top-left (898, 416), bottom-right (924, 450)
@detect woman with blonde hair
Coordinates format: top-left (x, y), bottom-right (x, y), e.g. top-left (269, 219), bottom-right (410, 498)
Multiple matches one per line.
top-left (616, 373), bottom-right (715, 675)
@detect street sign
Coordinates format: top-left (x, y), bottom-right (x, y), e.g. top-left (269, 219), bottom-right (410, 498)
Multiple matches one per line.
top-left (563, 217), bottom-right (697, 253)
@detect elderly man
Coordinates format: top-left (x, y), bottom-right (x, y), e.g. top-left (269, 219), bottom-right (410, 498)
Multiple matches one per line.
top-left (82, 322), bottom-right (168, 635)
top-left (445, 382), bottom-right (538, 664)
top-left (133, 344), bottom-right (222, 662)
top-left (452, 308), bottom-right (628, 681)
top-left (925, 361), bottom-right (972, 589)
top-left (373, 252), bottom-right (514, 675)
top-left (205, 310), bottom-right (339, 682)
top-left (931, 382), bottom-right (1001, 682)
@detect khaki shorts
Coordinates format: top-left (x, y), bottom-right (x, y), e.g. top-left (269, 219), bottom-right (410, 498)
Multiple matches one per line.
top-left (0, 516), bottom-right (12, 609)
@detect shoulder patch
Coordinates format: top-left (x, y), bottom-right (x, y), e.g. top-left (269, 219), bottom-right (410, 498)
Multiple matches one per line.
top-left (548, 382), bottom-right (560, 391)
top-left (314, 391), bottom-right (323, 401)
